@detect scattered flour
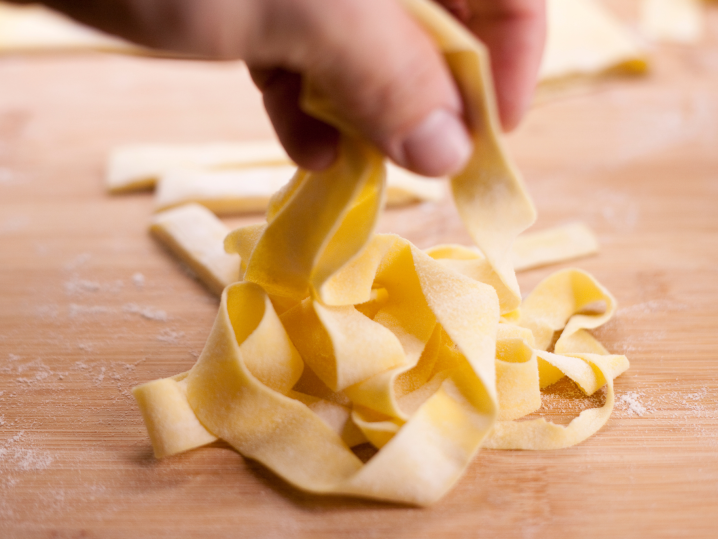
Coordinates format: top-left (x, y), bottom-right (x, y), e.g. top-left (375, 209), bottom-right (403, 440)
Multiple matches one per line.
top-left (74, 360), bottom-right (89, 370)
top-left (157, 328), bottom-right (185, 344)
top-left (68, 302), bottom-right (167, 320)
top-left (35, 304), bottom-right (60, 320)
top-left (0, 432), bottom-right (53, 472)
top-left (68, 304), bottom-right (113, 317)
top-left (614, 385), bottom-right (713, 420)
top-left (664, 387), bottom-right (711, 417)
top-left (15, 370), bottom-right (51, 385)
top-left (0, 215), bottom-right (30, 234)
top-left (0, 166), bottom-right (14, 184)
top-left (618, 300), bottom-right (689, 317)
top-left (63, 253), bottom-right (91, 271)
top-left (617, 391), bottom-right (648, 416)
top-left (525, 379), bottom-right (605, 425)
top-left (598, 191), bottom-right (639, 233)
top-left (610, 330), bottom-right (667, 355)
top-left (132, 272), bottom-right (145, 287)
top-left (3, 358), bottom-right (63, 386)
top-left (64, 276), bottom-right (124, 295)
top-left (531, 380), bottom-right (714, 426)
top-left (123, 303), bottom-right (167, 322)
top-left (95, 366), bottom-right (106, 386)
top-left (106, 359), bottom-right (146, 399)
top-left (64, 277), bottom-right (101, 295)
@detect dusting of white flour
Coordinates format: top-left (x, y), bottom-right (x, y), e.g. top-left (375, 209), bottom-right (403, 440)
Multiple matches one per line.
top-left (617, 392), bottom-right (648, 416)
top-left (132, 272), bottom-right (145, 288)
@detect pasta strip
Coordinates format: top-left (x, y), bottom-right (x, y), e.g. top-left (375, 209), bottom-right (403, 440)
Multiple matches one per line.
top-left (540, 0), bottom-right (648, 82)
top-left (109, 138), bottom-right (445, 210)
top-left (155, 165), bottom-right (299, 215)
top-left (107, 141), bottom-right (289, 193)
top-left (512, 222), bottom-right (598, 271)
top-left (150, 204), bottom-right (240, 296)
top-left (640, 0), bottom-right (704, 44)
top-left (153, 161), bottom-right (444, 214)
top-left (0, 2), bottom-right (137, 54)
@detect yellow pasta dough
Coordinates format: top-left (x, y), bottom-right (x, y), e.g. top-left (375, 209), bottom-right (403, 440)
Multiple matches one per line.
top-left (540, 0), bottom-right (648, 82)
top-left (152, 161), bottom-right (445, 214)
top-left (639, 0), bottom-right (704, 44)
top-left (107, 138), bottom-right (445, 210)
top-left (149, 204), bottom-right (240, 296)
top-left (107, 141), bottom-right (290, 193)
top-left (133, 0), bottom-right (628, 506)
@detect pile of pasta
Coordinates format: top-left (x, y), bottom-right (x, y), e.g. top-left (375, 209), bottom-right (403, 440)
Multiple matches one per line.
top-left (132, 0), bottom-right (629, 506)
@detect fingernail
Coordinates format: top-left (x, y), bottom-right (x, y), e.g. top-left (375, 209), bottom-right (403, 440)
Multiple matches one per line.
top-left (399, 109), bottom-right (473, 177)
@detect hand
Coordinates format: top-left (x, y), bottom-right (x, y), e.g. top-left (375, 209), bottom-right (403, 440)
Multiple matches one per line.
top-left (37, 0), bottom-right (546, 176)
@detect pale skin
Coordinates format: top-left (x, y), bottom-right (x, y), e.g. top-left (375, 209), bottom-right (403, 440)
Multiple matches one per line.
top-left (11, 0), bottom-right (546, 176)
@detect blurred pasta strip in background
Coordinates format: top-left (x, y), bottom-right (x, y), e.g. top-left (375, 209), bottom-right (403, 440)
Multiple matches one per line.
top-left (0, 1), bottom-right (138, 53)
top-left (540, 0), bottom-right (649, 83)
top-left (640, 0), bottom-right (704, 44)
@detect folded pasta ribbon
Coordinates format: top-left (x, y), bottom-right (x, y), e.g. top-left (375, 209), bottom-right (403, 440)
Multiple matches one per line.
top-left (133, 0), bottom-right (628, 506)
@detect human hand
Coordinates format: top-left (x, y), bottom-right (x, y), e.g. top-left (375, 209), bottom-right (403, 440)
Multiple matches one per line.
top-left (38, 0), bottom-right (545, 176)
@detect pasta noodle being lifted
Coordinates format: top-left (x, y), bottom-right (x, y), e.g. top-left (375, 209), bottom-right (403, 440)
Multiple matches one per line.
top-left (133, 0), bottom-right (629, 506)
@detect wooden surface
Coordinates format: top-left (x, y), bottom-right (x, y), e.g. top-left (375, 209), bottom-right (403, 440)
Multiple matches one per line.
top-left (2, 3), bottom-right (718, 538)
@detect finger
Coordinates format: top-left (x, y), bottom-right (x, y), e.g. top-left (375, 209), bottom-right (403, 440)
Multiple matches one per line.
top-left (251, 68), bottom-right (339, 171)
top-left (245, 0), bottom-right (473, 177)
top-left (463, 0), bottom-right (546, 130)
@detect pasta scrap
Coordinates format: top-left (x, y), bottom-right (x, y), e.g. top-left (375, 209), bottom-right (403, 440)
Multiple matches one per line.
top-left (153, 161), bottom-right (445, 215)
top-left (155, 165), bottom-right (299, 215)
top-left (0, 1), bottom-right (137, 54)
top-left (150, 203), bottom-right (240, 296)
top-left (133, 0), bottom-right (628, 506)
top-left (540, 0), bottom-right (648, 82)
top-left (107, 137), bottom-right (445, 212)
top-left (639, 0), bottom-right (704, 44)
top-left (107, 141), bottom-right (289, 193)
top-left (511, 221), bottom-right (598, 271)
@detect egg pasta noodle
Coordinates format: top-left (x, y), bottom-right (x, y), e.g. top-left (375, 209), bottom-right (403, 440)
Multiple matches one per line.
top-left (132, 0), bottom-right (628, 506)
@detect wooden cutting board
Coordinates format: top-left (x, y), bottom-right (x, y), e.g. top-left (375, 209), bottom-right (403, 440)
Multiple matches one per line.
top-left (1, 3), bottom-right (717, 538)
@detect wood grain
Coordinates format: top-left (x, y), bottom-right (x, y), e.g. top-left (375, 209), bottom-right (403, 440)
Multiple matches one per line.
top-left (1, 2), bottom-right (717, 537)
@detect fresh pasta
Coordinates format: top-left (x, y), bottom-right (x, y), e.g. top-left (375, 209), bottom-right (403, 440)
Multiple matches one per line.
top-left (133, 0), bottom-right (628, 506)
